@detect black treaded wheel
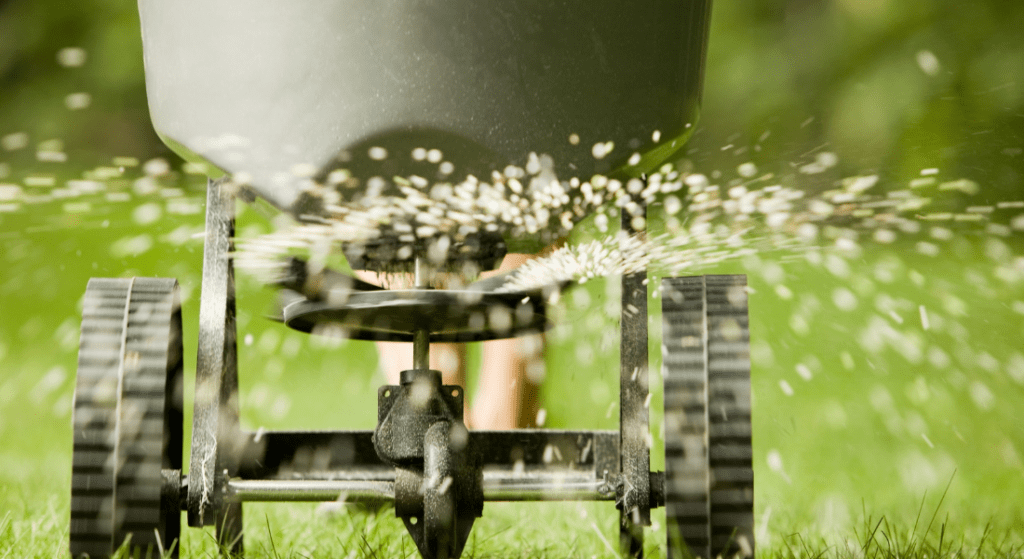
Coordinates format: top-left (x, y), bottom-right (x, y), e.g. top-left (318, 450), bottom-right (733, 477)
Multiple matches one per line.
top-left (661, 275), bottom-right (754, 559)
top-left (70, 278), bottom-right (184, 559)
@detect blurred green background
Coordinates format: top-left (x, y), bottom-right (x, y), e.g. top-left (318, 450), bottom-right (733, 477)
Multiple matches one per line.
top-left (2, 0), bottom-right (1024, 555)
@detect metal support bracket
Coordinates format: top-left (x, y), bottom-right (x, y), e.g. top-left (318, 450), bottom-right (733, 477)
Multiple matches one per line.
top-left (373, 369), bottom-right (465, 466)
top-left (394, 423), bottom-right (481, 559)
top-left (186, 178), bottom-right (244, 554)
top-left (373, 369), bottom-right (481, 559)
top-left (620, 207), bottom-right (651, 558)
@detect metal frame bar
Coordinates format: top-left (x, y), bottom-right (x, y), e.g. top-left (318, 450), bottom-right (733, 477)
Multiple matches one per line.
top-left (620, 208), bottom-right (651, 557)
top-left (226, 471), bottom-right (616, 503)
top-left (235, 429), bottom-right (619, 478)
top-left (187, 178), bottom-right (244, 553)
top-left (179, 180), bottom-right (663, 557)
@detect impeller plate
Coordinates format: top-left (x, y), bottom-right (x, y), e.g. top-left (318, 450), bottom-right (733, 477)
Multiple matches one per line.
top-left (282, 288), bottom-right (548, 342)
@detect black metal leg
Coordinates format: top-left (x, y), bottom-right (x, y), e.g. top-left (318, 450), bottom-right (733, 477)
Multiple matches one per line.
top-left (619, 211), bottom-right (650, 558)
top-left (187, 178), bottom-right (244, 555)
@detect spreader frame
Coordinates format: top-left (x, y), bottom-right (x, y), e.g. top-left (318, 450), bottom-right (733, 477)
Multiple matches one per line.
top-left (174, 179), bottom-right (663, 557)
top-left (72, 178), bottom-right (753, 559)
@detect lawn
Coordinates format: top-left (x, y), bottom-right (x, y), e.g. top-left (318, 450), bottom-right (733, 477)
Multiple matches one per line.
top-left (3, 170), bottom-right (1024, 557)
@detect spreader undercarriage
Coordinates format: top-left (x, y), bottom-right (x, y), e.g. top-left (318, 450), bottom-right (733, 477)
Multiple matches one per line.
top-left (70, 179), bottom-right (754, 559)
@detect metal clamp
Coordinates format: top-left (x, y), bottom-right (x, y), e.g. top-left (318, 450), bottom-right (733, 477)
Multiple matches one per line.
top-left (373, 369), bottom-right (464, 466)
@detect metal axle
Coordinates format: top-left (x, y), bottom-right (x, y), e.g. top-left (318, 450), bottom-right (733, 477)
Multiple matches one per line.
top-left (225, 471), bottom-right (616, 503)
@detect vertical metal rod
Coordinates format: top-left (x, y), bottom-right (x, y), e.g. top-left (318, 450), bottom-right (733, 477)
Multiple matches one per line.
top-left (414, 256), bottom-right (429, 289)
top-left (413, 329), bottom-right (430, 370)
top-left (620, 205), bottom-right (650, 558)
top-left (413, 257), bottom-right (431, 371)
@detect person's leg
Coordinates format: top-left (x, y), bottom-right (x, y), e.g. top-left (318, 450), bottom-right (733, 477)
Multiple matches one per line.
top-left (471, 333), bottom-right (542, 429)
top-left (470, 253), bottom-right (543, 429)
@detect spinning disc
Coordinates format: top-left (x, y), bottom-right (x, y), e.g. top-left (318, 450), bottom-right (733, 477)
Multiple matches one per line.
top-left (283, 288), bottom-right (548, 342)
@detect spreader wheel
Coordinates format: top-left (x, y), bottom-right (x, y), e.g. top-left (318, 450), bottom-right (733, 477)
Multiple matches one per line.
top-left (661, 275), bottom-right (754, 559)
top-left (70, 278), bottom-right (184, 559)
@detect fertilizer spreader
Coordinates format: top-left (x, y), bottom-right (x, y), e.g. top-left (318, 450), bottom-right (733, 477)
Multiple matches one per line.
top-left (69, 1), bottom-right (753, 557)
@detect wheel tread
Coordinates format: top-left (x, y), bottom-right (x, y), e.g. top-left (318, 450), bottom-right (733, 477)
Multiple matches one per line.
top-left (70, 278), bottom-right (183, 559)
top-left (662, 275), bottom-right (754, 559)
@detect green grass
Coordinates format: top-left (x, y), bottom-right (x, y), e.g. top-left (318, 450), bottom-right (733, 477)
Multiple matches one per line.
top-left (4, 186), bottom-right (1024, 557)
